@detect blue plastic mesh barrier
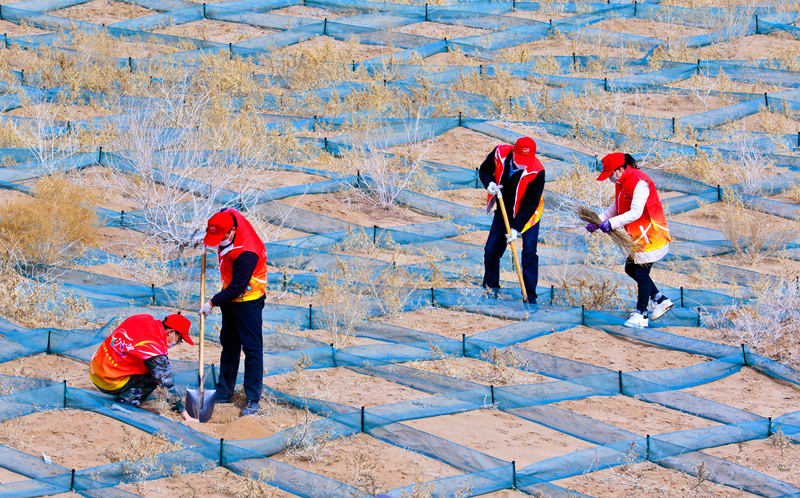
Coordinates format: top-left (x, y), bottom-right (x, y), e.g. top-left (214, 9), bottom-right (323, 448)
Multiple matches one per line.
top-left (0, 0), bottom-right (799, 496)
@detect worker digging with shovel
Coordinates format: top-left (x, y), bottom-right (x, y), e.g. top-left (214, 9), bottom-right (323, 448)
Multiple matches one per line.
top-left (90, 313), bottom-right (199, 423)
top-left (480, 136), bottom-right (546, 304)
top-left (195, 208), bottom-right (268, 418)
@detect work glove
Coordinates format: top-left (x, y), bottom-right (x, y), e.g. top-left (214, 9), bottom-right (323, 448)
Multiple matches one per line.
top-left (191, 233), bottom-right (206, 249)
top-left (598, 220), bottom-right (612, 233)
top-left (505, 228), bottom-right (519, 244)
top-left (585, 223), bottom-right (598, 233)
top-left (199, 300), bottom-right (213, 317)
top-left (486, 181), bottom-right (502, 196)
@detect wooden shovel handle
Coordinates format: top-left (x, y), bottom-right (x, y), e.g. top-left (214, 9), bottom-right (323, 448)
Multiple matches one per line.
top-left (496, 190), bottom-right (529, 303)
top-left (199, 250), bottom-right (206, 389)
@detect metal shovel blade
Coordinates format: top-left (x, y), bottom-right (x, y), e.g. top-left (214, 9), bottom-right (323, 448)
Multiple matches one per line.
top-left (186, 385), bottom-right (216, 423)
top-left (186, 367), bottom-right (216, 423)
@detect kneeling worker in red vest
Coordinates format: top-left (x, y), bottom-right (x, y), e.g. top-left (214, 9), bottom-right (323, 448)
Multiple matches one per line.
top-left (197, 208), bottom-right (267, 417)
top-left (587, 153), bottom-right (674, 328)
top-left (90, 313), bottom-right (199, 422)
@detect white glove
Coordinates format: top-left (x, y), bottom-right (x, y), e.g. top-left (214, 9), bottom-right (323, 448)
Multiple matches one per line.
top-left (191, 233), bottom-right (206, 249)
top-left (505, 228), bottom-right (519, 244)
top-left (486, 181), bottom-right (502, 196)
top-left (199, 300), bottom-right (213, 317)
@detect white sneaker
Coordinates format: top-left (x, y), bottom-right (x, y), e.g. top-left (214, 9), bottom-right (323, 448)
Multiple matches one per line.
top-left (650, 298), bottom-right (674, 321)
top-left (624, 311), bottom-right (648, 328)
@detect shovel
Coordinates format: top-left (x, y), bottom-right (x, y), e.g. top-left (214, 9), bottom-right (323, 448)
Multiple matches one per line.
top-left (186, 249), bottom-right (216, 423)
top-left (496, 189), bottom-right (529, 303)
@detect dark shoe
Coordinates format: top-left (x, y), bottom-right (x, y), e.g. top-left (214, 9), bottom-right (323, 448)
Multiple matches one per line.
top-left (214, 392), bottom-right (232, 404)
top-left (114, 397), bottom-right (139, 408)
top-left (241, 400), bottom-right (260, 416)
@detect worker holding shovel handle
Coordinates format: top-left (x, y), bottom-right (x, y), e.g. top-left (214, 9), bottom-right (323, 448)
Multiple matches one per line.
top-left (195, 208), bottom-right (268, 417)
top-left (479, 137), bottom-right (546, 304)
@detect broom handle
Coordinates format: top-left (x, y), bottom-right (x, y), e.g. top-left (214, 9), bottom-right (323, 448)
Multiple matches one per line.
top-left (199, 250), bottom-right (206, 393)
top-left (496, 191), bottom-right (529, 303)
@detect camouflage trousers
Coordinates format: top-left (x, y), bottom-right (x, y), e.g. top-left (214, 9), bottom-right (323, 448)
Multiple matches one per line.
top-left (96, 373), bottom-right (158, 407)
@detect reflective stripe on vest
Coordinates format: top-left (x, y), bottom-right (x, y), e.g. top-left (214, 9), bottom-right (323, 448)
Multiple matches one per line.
top-left (614, 168), bottom-right (670, 253)
top-left (485, 145), bottom-right (544, 232)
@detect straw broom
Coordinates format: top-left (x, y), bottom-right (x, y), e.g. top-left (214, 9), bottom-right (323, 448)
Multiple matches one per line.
top-left (577, 205), bottom-right (639, 256)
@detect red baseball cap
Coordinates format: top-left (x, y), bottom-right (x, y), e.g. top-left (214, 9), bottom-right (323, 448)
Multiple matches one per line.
top-left (163, 314), bottom-right (194, 345)
top-left (204, 211), bottom-right (235, 247)
top-left (597, 152), bottom-right (626, 181)
top-left (513, 137), bottom-right (537, 169)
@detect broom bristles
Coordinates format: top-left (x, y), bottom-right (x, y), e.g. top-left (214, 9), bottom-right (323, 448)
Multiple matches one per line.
top-left (577, 206), bottom-right (639, 255)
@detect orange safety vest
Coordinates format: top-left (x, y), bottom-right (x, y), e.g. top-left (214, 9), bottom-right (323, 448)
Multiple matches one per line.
top-left (218, 209), bottom-right (267, 302)
top-left (615, 167), bottom-right (671, 253)
top-left (90, 314), bottom-right (170, 391)
top-left (485, 145), bottom-right (544, 233)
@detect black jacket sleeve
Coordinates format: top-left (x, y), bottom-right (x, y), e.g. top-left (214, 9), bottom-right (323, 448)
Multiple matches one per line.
top-left (211, 251), bottom-right (259, 306)
top-left (143, 355), bottom-right (185, 413)
top-left (478, 148), bottom-right (498, 189)
top-left (510, 171), bottom-right (545, 232)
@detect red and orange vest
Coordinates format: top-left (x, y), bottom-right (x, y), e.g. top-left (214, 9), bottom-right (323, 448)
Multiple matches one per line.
top-left (485, 145), bottom-right (544, 233)
top-left (90, 314), bottom-right (170, 391)
top-left (615, 167), bottom-right (670, 253)
top-left (218, 209), bottom-right (267, 302)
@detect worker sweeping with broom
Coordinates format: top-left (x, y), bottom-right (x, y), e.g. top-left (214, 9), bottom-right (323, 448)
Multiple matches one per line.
top-left (479, 136), bottom-right (545, 304)
top-left (586, 153), bottom-right (674, 328)
top-left (90, 313), bottom-right (199, 422)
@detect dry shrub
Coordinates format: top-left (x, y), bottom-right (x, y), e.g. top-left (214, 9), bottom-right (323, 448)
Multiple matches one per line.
top-left (262, 36), bottom-right (372, 92)
top-left (548, 160), bottom-right (614, 209)
top-left (407, 343), bottom-right (458, 377)
top-left (315, 259), bottom-right (371, 348)
top-left (555, 275), bottom-right (630, 310)
top-left (579, 441), bottom-right (667, 495)
top-left (679, 461), bottom-right (718, 497)
top-left (104, 428), bottom-right (184, 463)
top-left (454, 68), bottom-right (545, 117)
top-left (284, 412), bottom-right (337, 463)
top-left (0, 264), bottom-right (95, 328)
top-left (339, 125), bottom-right (433, 208)
top-left (284, 353), bottom-right (333, 401)
top-left (105, 427), bottom-right (185, 493)
top-left (0, 175), bottom-right (98, 266)
top-left (400, 480), bottom-right (471, 498)
top-left (347, 450), bottom-right (381, 495)
top-left (771, 428), bottom-right (795, 472)
top-left (656, 150), bottom-right (733, 187)
top-left (706, 278), bottom-right (800, 368)
top-left (214, 466), bottom-right (277, 498)
top-left (0, 418), bottom-right (29, 448)
top-left (718, 194), bottom-right (799, 266)
top-left (475, 346), bottom-right (533, 385)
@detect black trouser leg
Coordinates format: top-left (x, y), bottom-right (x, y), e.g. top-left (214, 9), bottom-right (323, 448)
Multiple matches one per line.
top-left (100, 373), bottom-right (158, 407)
top-left (218, 296), bottom-right (265, 402)
top-left (482, 213), bottom-right (507, 292)
top-left (624, 258), bottom-right (657, 314)
top-left (217, 304), bottom-right (243, 399)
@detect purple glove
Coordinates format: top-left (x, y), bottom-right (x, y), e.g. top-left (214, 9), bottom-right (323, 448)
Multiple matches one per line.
top-left (585, 223), bottom-right (598, 233)
top-left (598, 220), bottom-right (612, 233)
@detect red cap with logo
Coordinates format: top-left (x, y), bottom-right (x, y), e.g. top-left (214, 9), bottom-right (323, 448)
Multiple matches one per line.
top-left (512, 137), bottom-right (538, 169)
top-left (163, 314), bottom-right (194, 345)
top-left (597, 152), bottom-right (626, 181)
top-left (204, 211), bottom-right (236, 247)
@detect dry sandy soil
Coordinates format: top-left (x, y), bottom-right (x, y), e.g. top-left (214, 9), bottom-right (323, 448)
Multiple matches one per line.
top-left (0, 2), bottom-right (798, 498)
